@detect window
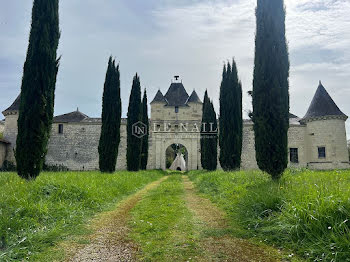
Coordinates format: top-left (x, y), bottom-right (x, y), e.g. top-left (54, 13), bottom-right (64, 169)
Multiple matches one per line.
top-left (290, 148), bottom-right (299, 163)
top-left (58, 124), bottom-right (63, 134)
top-left (318, 147), bottom-right (326, 158)
top-left (175, 106), bottom-right (179, 113)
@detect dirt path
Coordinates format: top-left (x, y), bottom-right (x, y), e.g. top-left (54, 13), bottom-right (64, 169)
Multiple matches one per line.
top-left (182, 176), bottom-right (281, 262)
top-left (66, 176), bottom-right (168, 262)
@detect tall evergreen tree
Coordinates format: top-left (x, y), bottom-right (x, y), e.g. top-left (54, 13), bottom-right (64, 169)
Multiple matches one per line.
top-left (252, 0), bottom-right (290, 179)
top-left (219, 60), bottom-right (243, 171)
top-left (98, 57), bottom-right (122, 173)
top-left (126, 74), bottom-right (142, 171)
top-left (16, 0), bottom-right (60, 179)
top-left (140, 89), bottom-right (149, 170)
top-left (201, 91), bottom-right (218, 170)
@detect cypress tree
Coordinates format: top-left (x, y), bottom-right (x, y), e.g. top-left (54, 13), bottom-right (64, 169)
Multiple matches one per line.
top-left (252, 0), bottom-right (290, 179)
top-left (16, 0), bottom-right (60, 179)
top-left (98, 57), bottom-right (122, 173)
top-left (126, 74), bottom-right (142, 171)
top-left (219, 60), bottom-right (243, 171)
top-left (140, 89), bottom-right (149, 170)
top-left (201, 91), bottom-right (218, 170)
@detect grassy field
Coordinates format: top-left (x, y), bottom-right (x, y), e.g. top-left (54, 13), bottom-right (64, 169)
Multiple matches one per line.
top-left (188, 169), bottom-right (350, 262)
top-left (129, 174), bottom-right (200, 261)
top-left (0, 170), bottom-right (164, 261)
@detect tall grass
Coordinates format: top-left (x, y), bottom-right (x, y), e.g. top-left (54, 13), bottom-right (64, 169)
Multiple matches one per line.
top-left (0, 170), bottom-right (164, 261)
top-left (188, 169), bottom-right (350, 262)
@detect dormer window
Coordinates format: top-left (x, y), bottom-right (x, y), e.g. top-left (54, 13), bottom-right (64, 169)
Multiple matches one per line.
top-left (175, 106), bottom-right (179, 113)
top-left (58, 124), bottom-right (64, 134)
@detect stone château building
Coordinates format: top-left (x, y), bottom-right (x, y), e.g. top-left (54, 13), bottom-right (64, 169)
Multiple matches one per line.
top-left (1, 79), bottom-right (349, 170)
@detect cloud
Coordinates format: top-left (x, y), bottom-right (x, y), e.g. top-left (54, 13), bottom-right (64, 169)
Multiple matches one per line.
top-left (0, 0), bottom-right (349, 136)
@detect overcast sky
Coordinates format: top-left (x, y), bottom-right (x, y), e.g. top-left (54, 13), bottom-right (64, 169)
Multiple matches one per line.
top-left (1, 0), bottom-right (349, 135)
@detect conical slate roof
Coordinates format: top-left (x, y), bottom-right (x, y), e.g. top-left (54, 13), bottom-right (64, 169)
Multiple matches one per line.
top-left (164, 82), bottom-right (189, 106)
top-left (302, 82), bottom-right (347, 121)
top-left (151, 90), bottom-right (167, 104)
top-left (53, 109), bottom-right (89, 123)
top-left (2, 94), bottom-right (20, 114)
top-left (186, 90), bottom-right (202, 103)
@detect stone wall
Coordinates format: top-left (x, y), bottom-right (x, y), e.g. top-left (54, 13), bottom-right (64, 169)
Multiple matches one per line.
top-left (0, 142), bottom-right (7, 168)
top-left (304, 118), bottom-right (349, 169)
top-left (46, 121), bottom-right (127, 170)
top-left (0, 121), bottom-right (5, 134)
top-left (3, 112), bottom-right (18, 163)
top-left (2, 107), bottom-right (349, 171)
top-left (151, 102), bottom-right (202, 121)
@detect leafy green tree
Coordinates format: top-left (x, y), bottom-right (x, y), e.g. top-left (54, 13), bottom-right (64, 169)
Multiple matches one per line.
top-left (252, 0), bottom-right (290, 179)
top-left (201, 91), bottom-right (218, 170)
top-left (16, 0), bottom-right (60, 179)
top-left (126, 74), bottom-right (142, 171)
top-left (98, 57), bottom-right (122, 173)
top-left (140, 89), bottom-right (149, 170)
top-left (219, 60), bottom-right (243, 171)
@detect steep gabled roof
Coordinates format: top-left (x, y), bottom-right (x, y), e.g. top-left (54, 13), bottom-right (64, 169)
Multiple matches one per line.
top-left (53, 110), bottom-right (89, 123)
top-left (186, 90), bottom-right (202, 104)
top-left (302, 82), bottom-right (347, 121)
top-left (151, 90), bottom-right (167, 104)
top-left (3, 94), bottom-right (20, 114)
top-left (164, 82), bottom-right (189, 106)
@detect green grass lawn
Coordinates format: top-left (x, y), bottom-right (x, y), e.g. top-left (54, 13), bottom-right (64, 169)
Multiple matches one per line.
top-left (188, 169), bottom-right (350, 262)
top-left (129, 174), bottom-right (199, 261)
top-left (0, 170), bottom-right (164, 261)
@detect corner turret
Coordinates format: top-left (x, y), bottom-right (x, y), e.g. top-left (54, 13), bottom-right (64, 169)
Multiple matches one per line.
top-left (302, 82), bottom-right (349, 169)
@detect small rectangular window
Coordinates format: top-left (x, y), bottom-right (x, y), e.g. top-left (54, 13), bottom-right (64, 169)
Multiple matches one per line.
top-left (175, 106), bottom-right (179, 113)
top-left (318, 147), bottom-right (326, 158)
top-left (58, 124), bottom-right (64, 134)
top-left (290, 148), bottom-right (298, 163)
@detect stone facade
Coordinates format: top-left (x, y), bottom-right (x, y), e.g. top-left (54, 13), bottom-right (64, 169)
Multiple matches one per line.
top-left (0, 120), bottom-right (5, 134)
top-left (0, 141), bottom-right (8, 167)
top-left (1, 81), bottom-right (349, 171)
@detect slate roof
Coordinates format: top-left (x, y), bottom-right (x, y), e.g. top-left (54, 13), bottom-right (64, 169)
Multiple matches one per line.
top-left (53, 110), bottom-right (89, 123)
top-left (289, 113), bottom-right (298, 118)
top-left (3, 94), bottom-right (20, 113)
top-left (186, 90), bottom-right (202, 104)
top-left (151, 90), bottom-right (167, 104)
top-left (302, 82), bottom-right (347, 121)
top-left (164, 83), bottom-right (189, 106)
